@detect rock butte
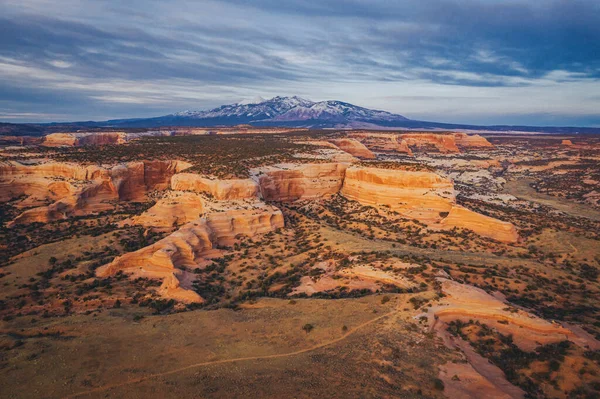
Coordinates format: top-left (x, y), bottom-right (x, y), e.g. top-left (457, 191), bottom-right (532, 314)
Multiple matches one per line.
top-left (172, 173), bottom-right (259, 200)
top-left (562, 139), bottom-right (574, 146)
top-left (1, 160), bottom-right (191, 225)
top-left (250, 163), bottom-right (518, 242)
top-left (129, 191), bottom-right (205, 229)
top-left (43, 132), bottom-right (128, 147)
top-left (348, 133), bottom-right (413, 155)
top-left (453, 133), bottom-right (494, 148)
top-left (97, 205), bottom-right (284, 302)
top-left (252, 163), bottom-right (348, 201)
top-left (328, 138), bottom-right (376, 159)
top-left (400, 133), bottom-right (460, 153)
top-left (341, 166), bottom-right (456, 221)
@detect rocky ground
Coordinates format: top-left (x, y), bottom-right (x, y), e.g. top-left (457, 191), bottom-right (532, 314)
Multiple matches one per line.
top-left (1, 130), bottom-right (599, 398)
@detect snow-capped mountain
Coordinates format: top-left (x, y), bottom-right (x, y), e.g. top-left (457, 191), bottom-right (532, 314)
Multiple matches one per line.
top-left (105, 96), bottom-right (410, 128)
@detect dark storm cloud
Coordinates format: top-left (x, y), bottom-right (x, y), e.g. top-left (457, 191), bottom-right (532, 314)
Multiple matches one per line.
top-left (0, 0), bottom-right (599, 124)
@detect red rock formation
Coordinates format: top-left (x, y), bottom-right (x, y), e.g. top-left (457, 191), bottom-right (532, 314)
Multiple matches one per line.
top-left (347, 133), bottom-right (412, 155)
top-left (340, 166), bottom-right (455, 221)
top-left (253, 163), bottom-right (348, 201)
top-left (392, 136), bottom-right (414, 156)
top-left (97, 205), bottom-right (284, 302)
top-left (453, 133), bottom-right (493, 148)
top-left (171, 174), bottom-right (259, 200)
top-left (130, 192), bottom-right (205, 228)
top-left (43, 132), bottom-right (127, 147)
top-left (429, 279), bottom-right (598, 351)
top-left (400, 133), bottom-right (460, 153)
top-left (329, 138), bottom-right (376, 159)
top-left (561, 139), bottom-right (574, 146)
top-left (1, 160), bottom-right (192, 225)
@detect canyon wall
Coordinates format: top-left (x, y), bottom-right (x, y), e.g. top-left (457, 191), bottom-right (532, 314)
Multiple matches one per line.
top-left (453, 133), bottom-right (493, 148)
top-left (43, 132), bottom-right (128, 147)
top-left (329, 138), bottom-right (376, 159)
top-left (130, 192), bottom-right (205, 229)
top-left (400, 133), bottom-right (460, 153)
top-left (171, 173), bottom-right (259, 200)
top-left (340, 166), bottom-right (455, 221)
top-left (253, 163), bottom-right (348, 201)
top-left (97, 205), bottom-right (284, 302)
top-left (1, 160), bottom-right (192, 225)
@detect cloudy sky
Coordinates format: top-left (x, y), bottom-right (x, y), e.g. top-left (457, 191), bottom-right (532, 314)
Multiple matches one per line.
top-left (1, 0), bottom-right (599, 126)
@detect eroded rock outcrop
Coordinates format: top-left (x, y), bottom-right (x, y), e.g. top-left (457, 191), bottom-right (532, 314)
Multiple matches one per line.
top-left (400, 133), bottom-right (460, 153)
top-left (129, 192), bottom-right (205, 229)
top-left (348, 133), bottom-right (413, 155)
top-left (429, 279), bottom-right (598, 351)
top-left (171, 174), bottom-right (259, 200)
top-left (438, 205), bottom-right (519, 243)
top-left (1, 160), bottom-right (192, 225)
top-left (329, 138), bottom-right (376, 159)
top-left (453, 133), bottom-right (493, 148)
top-left (97, 205), bottom-right (284, 302)
top-left (561, 139), bottom-right (574, 146)
top-left (340, 166), bottom-right (455, 221)
top-left (253, 163), bottom-right (348, 201)
top-left (43, 132), bottom-right (128, 147)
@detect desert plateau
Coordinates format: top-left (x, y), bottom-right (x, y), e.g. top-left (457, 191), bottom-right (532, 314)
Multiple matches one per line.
top-left (0, 125), bottom-right (599, 399)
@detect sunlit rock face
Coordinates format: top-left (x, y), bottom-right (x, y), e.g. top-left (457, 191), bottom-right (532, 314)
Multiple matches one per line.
top-left (129, 191), bottom-right (205, 229)
top-left (329, 138), bottom-right (376, 159)
top-left (399, 133), bottom-right (460, 153)
top-left (340, 166), bottom-right (456, 221)
top-left (452, 133), bottom-right (493, 148)
top-left (252, 163), bottom-right (348, 202)
top-left (1, 160), bottom-right (192, 225)
top-left (97, 204), bottom-right (284, 303)
top-left (42, 132), bottom-right (129, 147)
top-left (171, 173), bottom-right (259, 200)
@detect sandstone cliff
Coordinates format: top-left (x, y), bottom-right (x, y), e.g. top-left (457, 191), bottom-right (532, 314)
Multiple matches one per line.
top-left (453, 133), bottom-right (493, 148)
top-left (561, 139), bottom-right (574, 146)
top-left (340, 166), bottom-right (455, 221)
top-left (2, 160), bottom-right (192, 225)
top-left (253, 163), bottom-right (348, 201)
top-left (97, 205), bottom-right (284, 302)
top-left (329, 138), bottom-right (376, 159)
top-left (171, 173), bottom-right (259, 200)
top-left (130, 192), bottom-right (205, 228)
top-left (43, 132), bottom-right (128, 147)
top-left (400, 133), bottom-right (460, 153)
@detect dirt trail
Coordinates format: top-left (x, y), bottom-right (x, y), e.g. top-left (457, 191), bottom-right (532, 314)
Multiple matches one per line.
top-left (65, 309), bottom-right (399, 398)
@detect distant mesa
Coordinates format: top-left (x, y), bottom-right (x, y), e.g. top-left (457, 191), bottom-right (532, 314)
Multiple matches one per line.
top-left (561, 139), bottom-right (574, 146)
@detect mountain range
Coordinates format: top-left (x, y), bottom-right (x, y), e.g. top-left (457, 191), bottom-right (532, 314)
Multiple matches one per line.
top-left (3, 96), bottom-right (600, 134)
top-left (103, 96), bottom-right (410, 129)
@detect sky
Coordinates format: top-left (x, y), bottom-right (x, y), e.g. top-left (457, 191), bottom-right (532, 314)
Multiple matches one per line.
top-left (1, 0), bottom-right (599, 126)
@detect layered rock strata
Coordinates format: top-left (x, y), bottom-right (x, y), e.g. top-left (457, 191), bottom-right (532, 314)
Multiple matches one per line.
top-left (252, 163), bottom-right (348, 201)
top-left (1, 160), bottom-right (191, 225)
top-left (340, 166), bottom-right (455, 221)
top-left (97, 205), bottom-right (285, 302)
top-left (171, 173), bottom-right (259, 200)
top-left (329, 138), bottom-right (376, 159)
